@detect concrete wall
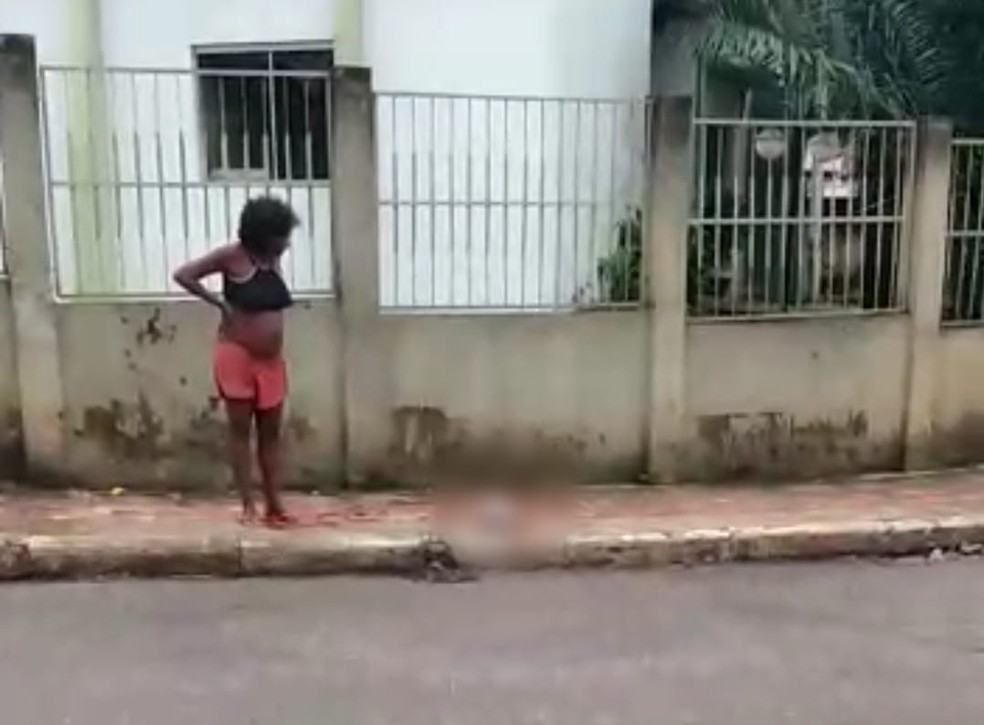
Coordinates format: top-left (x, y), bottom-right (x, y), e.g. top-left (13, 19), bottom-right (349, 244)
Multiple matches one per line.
top-left (0, 281), bottom-right (22, 473)
top-left (54, 301), bottom-right (343, 490)
top-left (21, 297), bottom-right (647, 489)
top-left (5, 34), bottom-right (984, 490)
top-left (6, 300), bottom-right (930, 488)
top-left (685, 317), bottom-right (908, 479)
top-left (930, 329), bottom-right (984, 465)
top-left (0, 290), bottom-right (960, 488)
top-left (377, 312), bottom-right (648, 482)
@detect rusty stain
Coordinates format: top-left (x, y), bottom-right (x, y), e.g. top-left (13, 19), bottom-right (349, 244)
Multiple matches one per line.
top-left (287, 414), bottom-right (315, 443)
top-left (385, 406), bottom-right (600, 485)
top-left (70, 393), bottom-right (232, 473)
top-left (921, 413), bottom-right (984, 467)
top-left (693, 409), bottom-right (895, 481)
top-left (392, 406), bottom-right (451, 464)
top-left (80, 395), bottom-right (166, 460)
top-left (0, 406), bottom-right (24, 474)
top-left (135, 308), bottom-right (177, 347)
top-left (181, 400), bottom-right (226, 457)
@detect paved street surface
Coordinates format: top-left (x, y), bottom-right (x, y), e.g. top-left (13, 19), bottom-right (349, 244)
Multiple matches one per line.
top-left (2, 561), bottom-right (984, 725)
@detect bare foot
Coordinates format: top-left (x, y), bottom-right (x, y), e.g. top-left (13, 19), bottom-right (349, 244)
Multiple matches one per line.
top-left (238, 502), bottom-right (259, 526)
top-left (263, 510), bottom-right (298, 529)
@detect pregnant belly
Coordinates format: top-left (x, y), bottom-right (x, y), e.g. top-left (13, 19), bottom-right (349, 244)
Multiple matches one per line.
top-left (223, 310), bottom-right (284, 358)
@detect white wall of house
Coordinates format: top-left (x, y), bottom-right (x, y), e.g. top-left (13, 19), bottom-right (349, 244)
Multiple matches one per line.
top-left (367, 0), bottom-right (649, 97)
top-left (98, 0), bottom-right (335, 67)
top-left (368, 0), bottom-right (651, 308)
top-left (3, 0), bottom-right (652, 305)
top-left (0, 0), bottom-right (75, 63)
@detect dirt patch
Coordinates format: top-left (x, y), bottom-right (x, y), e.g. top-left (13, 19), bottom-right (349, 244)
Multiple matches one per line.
top-left (383, 406), bottom-right (623, 486)
top-left (287, 414), bottom-right (315, 443)
top-left (918, 413), bottom-right (984, 468)
top-left (0, 406), bottom-right (24, 476)
top-left (74, 394), bottom-right (226, 464)
top-left (690, 410), bottom-right (901, 481)
top-left (77, 396), bottom-right (166, 460)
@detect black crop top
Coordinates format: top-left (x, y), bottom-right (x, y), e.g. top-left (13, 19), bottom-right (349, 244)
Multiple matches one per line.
top-left (223, 266), bottom-right (293, 313)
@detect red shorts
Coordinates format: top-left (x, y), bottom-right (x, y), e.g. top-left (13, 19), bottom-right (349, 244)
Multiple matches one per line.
top-left (213, 340), bottom-right (287, 411)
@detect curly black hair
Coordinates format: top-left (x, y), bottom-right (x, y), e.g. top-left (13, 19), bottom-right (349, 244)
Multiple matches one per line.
top-left (237, 196), bottom-right (299, 255)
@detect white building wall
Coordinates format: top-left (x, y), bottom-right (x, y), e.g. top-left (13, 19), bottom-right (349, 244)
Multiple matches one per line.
top-left (369, 0), bottom-right (651, 307)
top-left (98, 0), bottom-right (335, 67)
top-left (366, 0), bottom-right (649, 97)
top-left (0, 0), bottom-right (76, 274)
top-left (63, 0), bottom-right (335, 296)
top-left (4, 0), bottom-right (652, 304)
top-left (0, 0), bottom-right (75, 63)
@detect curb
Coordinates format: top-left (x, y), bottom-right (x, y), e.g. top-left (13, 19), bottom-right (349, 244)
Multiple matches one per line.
top-left (2, 517), bottom-right (984, 581)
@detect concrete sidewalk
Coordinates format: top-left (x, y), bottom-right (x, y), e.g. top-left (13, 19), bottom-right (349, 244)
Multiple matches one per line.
top-left (3, 471), bottom-right (984, 580)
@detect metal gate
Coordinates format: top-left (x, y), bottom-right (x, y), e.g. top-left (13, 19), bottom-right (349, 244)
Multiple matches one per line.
top-left (39, 62), bottom-right (333, 298)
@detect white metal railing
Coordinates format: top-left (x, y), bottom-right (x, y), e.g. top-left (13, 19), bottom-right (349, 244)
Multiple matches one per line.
top-left (944, 138), bottom-right (984, 324)
top-left (689, 118), bottom-right (916, 318)
top-left (376, 92), bottom-right (650, 311)
top-left (39, 65), bottom-right (333, 299)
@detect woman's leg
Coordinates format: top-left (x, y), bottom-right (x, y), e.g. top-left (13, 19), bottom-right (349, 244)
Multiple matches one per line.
top-left (225, 399), bottom-right (256, 520)
top-left (255, 404), bottom-right (288, 521)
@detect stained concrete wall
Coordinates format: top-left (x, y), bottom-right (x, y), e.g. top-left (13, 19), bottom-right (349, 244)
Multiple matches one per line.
top-left (0, 36), bottom-right (977, 489)
top-left (930, 329), bottom-right (984, 465)
top-left (54, 301), bottom-right (343, 490)
top-left (377, 312), bottom-right (648, 483)
top-left (35, 302), bottom-right (647, 489)
top-left (4, 296), bottom-right (929, 488)
top-left (0, 280), bottom-right (22, 474)
top-left (4, 294), bottom-right (968, 488)
top-left (685, 317), bottom-right (908, 480)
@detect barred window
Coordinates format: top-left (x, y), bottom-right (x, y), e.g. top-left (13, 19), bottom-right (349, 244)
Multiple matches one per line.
top-left (196, 45), bottom-right (332, 181)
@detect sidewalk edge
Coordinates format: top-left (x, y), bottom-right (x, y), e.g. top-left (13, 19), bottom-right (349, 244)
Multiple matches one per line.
top-left (1, 517), bottom-right (983, 580)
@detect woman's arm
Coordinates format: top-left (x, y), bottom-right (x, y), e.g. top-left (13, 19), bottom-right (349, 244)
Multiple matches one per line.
top-left (172, 246), bottom-right (232, 311)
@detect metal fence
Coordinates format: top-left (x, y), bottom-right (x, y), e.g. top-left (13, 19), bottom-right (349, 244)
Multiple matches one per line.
top-left (689, 119), bottom-right (915, 318)
top-left (40, 65), bottom-right (333, 298)
top-left (376, 93), bottom-right (650, 311)
top-left (944, 139), bottom-right (984, 324)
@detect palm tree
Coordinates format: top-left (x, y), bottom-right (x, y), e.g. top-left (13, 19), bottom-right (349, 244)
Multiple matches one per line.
top-left (652, 0), bottom-right (947, 120)
top-left (921, 0), bottom-right (984, 133)
top-left (648, 0), bottom-right (952, 313)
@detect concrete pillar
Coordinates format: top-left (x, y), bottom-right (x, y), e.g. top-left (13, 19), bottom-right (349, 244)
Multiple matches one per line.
top-left (333, 0), bottom-right (366, 66)
top-left (66, 0), bottom-right (115, 293)
top-left (903, 118), bottom-right (952, 469)
top-left (330, 67), bottom-right (390, 484)
top-left (0, 36), bottom-right (65, 472)
top-left (645, 97), bottom-right (694, 482)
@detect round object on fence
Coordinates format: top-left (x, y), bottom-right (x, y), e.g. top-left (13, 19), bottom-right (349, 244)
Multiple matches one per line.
top-left (754, 128), bottom-right (787, 161)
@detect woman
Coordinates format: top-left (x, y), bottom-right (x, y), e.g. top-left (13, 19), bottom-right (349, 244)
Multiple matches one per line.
top-left (173, 196), bottom-right (298, 526)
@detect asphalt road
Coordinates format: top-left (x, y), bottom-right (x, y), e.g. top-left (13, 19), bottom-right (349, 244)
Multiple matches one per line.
top-left (2, 560), bottom-right (983, 725)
